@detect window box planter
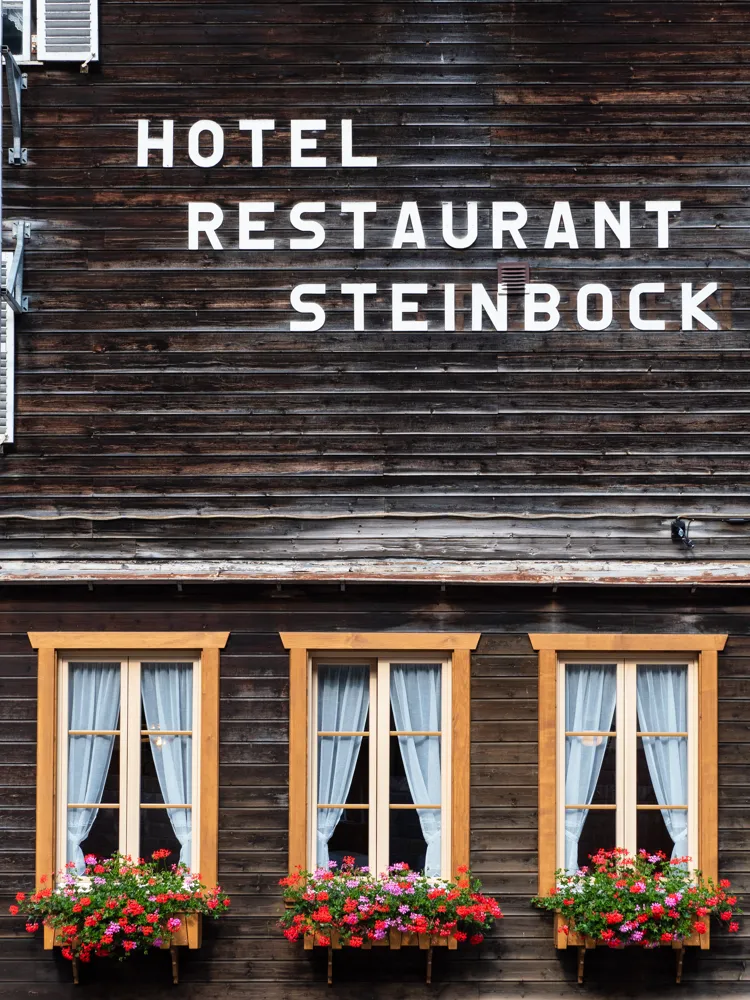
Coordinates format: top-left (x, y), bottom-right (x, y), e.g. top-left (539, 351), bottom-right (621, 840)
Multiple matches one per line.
top-left (553, 913), bottom-right (706, 984)
top-left (303, 927), bottom-right (458, 985)
top-left (49, 913), bottom-right (202, 984)
top-left (532, 849), bottom-right (740, 986)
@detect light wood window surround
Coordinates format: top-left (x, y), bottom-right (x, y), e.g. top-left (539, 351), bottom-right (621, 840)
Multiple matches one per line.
top-left (281, 633), bottom-right (479, 876)
top-left (28, 632), bottom-right (229, 949)
top-left (532, 634), bottom-right (726, 922)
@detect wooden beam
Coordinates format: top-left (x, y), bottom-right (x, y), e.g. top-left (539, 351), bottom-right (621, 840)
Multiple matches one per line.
top-left (36, 646), bottom-right (56, 950)
top-left (28, 632), bottom-right (229, 650)
top-left (280, 632), bottom-right (480, 651)
top-left (451, 648), bottom-right (471, 875)
top-left (538, 648), bottom-right (557, 901)
top-left (699, 649), bottom-right (719, 883)
top-left (200, 645), bottom-right (220, 888)
top-left (529, 634), bottom-right (727, 652)
top-left (288, 646), bottom-right (308, 872)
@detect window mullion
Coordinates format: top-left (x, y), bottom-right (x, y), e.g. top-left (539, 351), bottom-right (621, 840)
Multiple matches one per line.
top-left (123, 658), bottom-right (141, 860)
top-left (375, 658), bottom-right (390, 875)
top-left (621, 659), bottom-right (638, 855)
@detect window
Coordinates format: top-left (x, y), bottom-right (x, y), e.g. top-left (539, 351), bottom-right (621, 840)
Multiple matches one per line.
top-left (311, 656), bottom-right (450, 876)
top-left (559, 656), bottom-right (697, 872)
top-left (29, 632), bottom-right (228, 949)
top-left (2, 0), bottom-right (99, 64)
top-left (531, 633), bottom-right (726, 931)
top-left (57, 655), bottom-right (199, 873)
top-left (283, 632), bottom-right (479, 878)
top-left (2, 0), bottom-right (31, 62)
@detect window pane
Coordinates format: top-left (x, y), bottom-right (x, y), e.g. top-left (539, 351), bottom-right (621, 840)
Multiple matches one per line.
top-left (67, 663), bottom-right (121, 872)
top-left (569, 809), bottom-right (616, 872)
top-left (75, 808), bottom-right (119, 864)
top-left (140, 808), bottom-right (183, 866)
top-left (140, 663), bottom-right (194, 868)
top-left (318, 735), bottom-right (369, 869)
top-left (638, 809), bottom-right (684, 860)
top-left (390, 663), bottom-right (442, 875)
top-left (636, 666), bottom-right (689, 859)
top-left (563, 664), bottom-right (617, 872)
top-left (316, 665), bottom-right (369, 869)
top-left (2, 2), bottom-right (26, 57)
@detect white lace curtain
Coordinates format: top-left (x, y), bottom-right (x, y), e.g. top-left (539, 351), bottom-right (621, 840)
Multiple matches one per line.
top-left (67, 663), bottom-right (120, 873)
top-left (141, 664), bottom-right (193, 866)
top-left (636, 666), bottom-right (688, 860)
top-left (316, 666), bottom-right (369, 868)
top-left (564, 665), bottom-right (617, 872)
top-left (390, 664), bottom-right (442, 876)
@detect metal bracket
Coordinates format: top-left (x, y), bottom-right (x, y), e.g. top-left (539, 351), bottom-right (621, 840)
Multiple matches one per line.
top-left (3, 222), bottom-right (30, 312)
top-left (2, 46), bottom-right (28, 165)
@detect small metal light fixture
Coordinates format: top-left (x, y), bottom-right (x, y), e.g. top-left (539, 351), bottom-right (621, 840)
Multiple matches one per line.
top-left (671, 518), bottom-right (695, 550)
top-left (497, 261), bottom-right (529, 295)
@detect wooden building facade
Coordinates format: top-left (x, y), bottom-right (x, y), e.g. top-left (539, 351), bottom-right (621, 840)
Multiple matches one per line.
top-left (1, 0), bottom-right (750, 996)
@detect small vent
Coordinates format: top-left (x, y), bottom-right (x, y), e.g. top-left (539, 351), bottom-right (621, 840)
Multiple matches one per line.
top-left (497, 262), bottom-right (530, 295)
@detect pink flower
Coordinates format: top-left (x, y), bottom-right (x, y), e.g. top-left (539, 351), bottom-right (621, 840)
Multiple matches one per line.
top-left (167, 917), bottom-right (181, 931)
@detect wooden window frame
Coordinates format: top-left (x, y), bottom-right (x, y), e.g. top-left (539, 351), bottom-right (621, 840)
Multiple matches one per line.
top-left (28, 631), bottom-right (229, 949)
top-left (531, 633), bottom-right (726, 948)
top-left (281, 633), bottom-right (480, 876)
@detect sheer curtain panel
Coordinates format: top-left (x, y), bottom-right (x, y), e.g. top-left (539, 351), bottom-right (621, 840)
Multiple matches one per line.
top-left (316, 666), bottom-right (369, 868)
top-left (141, 664), bottom-right (194, 866)
top-left (67, 663), bottom-right (121, 873)
top-left (636, 666), bottom-right (689, 860)
top-left (390, 664), bottom-right (442, 876)
top-left (564, 665), bottom-right (617, 872)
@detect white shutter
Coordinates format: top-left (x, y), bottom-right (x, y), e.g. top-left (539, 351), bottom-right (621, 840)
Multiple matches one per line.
top-left (1, 253), bottom-right (16, 446)
top-left (38, 0), bottom-right (98, 63)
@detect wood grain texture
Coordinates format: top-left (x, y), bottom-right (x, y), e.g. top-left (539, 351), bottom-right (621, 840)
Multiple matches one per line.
top-left (451, 648), bottom-right (471, 875)
top-left (287, 646), bottom-right (308, 873)
top-left (699, 649), bottom-right (719, 884)
top-left (35, 647), bottom-right (56, 951)
top-left (537, 648), bottom-right (557, 902)
top-left (200, 646), bottom-right (221, 888)
top-left (530, 635), bottom-right (728, 652)
top-left (281, 633), bottom-right (480, 651)
top-left (28, 632), bottom-right (229, 649)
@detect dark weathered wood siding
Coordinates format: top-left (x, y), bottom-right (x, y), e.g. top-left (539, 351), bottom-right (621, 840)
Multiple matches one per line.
top-left (0, 583), bottom-right (749, 997)
top-left (1, 1), bottom-right (750, 579)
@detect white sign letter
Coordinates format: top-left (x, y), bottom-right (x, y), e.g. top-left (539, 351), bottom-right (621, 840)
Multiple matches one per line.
top-left (341, 202), bottom-right (377, 249)
top-left (577, 283), bottom-right (613, 331)
top-left (392, 283), bottom-right (428, 331)
top-left (681, 282), bottom-right (719, 331)
top-left (492, 202), bottom-right (527, 249)
top-left (545, 202), bottom-right (578, 249)
top-left (137, 119), bottom-right (174, 167)
top-left (238, 202), bottom-right (275, 250)
top-left (471, 284), bottom-right (508, 331)
top-left (188, 120), bottom-right (224, 168)
top-left (525, 284), bottom-right (561, 331)
top-left (291, 120), bottom-right (327, 167)
top-left (341, 283), bottom-right (378, 331)
top-left (341, 119), bottom-right (377, 167)
top-left (594, 202), bottom-right (631, 249)
top-left (392, 202), bottom-right (426, 249)
top-left (629, 283), bottom-right (666, 331)
top-left (290, 284), bottom-right (327, 331)
top-left (442, 202), bottom-right (478, 249)
top-left (238, 119), bottom-right (275, 167)
top-left (645, 200), bottom-right (681, 248)
top-left (290, 202), bottom-right (327, 249)
top-left (188, 202), bottom-right (223, 250)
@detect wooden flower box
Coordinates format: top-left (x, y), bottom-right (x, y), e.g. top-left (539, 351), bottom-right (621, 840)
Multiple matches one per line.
top-left (553, 913), bottom-right (709, 984)
top-left (48, 913), bottom-right (202, 985)
top-left (303, 927), bottom-right (458, 984)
